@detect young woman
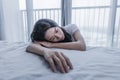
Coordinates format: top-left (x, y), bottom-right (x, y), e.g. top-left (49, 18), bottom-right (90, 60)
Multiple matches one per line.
top-left (26, 19), bottom-right (86, 73)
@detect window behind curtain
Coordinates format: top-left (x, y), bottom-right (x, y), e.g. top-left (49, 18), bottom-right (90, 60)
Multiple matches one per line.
top-left (118, 0), bottom-right (120, 5)
top-left (33, 0), bottom-right (61, 25)
top-left (19, 0), bottom-right (61, 42)
top-left (19, 0), bottom-right (26, 10)
top-left (72, 0), bottom-right (111, 47)
top-left (19, 0), bottom-right (28, 42)
top-left (19, 0), bottom-right (120, 47)
top-left (72, 0), bottom-right (110, 7)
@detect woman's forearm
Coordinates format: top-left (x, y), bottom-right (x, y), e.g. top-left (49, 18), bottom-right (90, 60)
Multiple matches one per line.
top-left (52, 41), bottom-right (86, 51)
top-left (26, 43), bottom-right (50, 56)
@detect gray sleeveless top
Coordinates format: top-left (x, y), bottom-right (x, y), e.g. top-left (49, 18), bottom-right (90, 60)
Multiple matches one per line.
top-left (63, 24), bottom-right (79, 41)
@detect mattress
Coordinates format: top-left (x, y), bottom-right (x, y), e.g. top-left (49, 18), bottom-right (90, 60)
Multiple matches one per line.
top-left (0, 41), bottom-right (120, 80)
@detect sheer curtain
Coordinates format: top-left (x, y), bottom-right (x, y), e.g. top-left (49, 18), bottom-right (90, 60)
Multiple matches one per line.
top-left (61, 0), bottom-right (72, 26)
top-left (71, 0), bottom-right (120, 48)
top-left (114, 0), bottom-right (120, 48)
top-left (0, 0), bottom-right (120, 48)
top-left (0, 0), bottom-right (5, 40)
top-left (0, 0), bottom-right (24, 42)
top-left (26, 0), bottom-right (61, 42)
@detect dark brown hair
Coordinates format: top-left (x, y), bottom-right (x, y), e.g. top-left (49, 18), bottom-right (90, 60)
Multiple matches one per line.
top-left (31, 19), bottom-right (72, 42)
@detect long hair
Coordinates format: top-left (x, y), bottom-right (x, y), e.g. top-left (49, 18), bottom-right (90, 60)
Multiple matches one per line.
top-left (31, 19), bottom-right (72, 42)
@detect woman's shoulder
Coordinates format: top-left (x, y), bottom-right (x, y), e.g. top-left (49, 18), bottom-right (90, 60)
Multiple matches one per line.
top-left (63, 24), bottom-right (79, 35)
top-left (64, 24), bottom-right (77, 27)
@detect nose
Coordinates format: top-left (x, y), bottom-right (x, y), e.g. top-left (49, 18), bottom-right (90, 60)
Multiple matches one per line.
top-left (55, 33), bottom-right (61, 40)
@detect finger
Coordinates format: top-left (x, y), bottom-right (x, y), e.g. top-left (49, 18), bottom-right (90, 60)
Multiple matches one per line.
top-left (53, 55), bottom-right (65, 73)
top-left (47, 58), bottom-right (56, 72)
top-left (56, 52), bottom-right (69, 73)
top-left (61, 52), bottom-right (73, 69)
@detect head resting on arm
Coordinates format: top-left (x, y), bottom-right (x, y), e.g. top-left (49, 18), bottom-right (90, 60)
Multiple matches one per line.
top-left (31, 19), bottom-right (72, 43)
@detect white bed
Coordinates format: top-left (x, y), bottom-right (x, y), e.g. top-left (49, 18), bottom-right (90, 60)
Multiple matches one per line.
top-left (0, 41), bottom-right (120, 80)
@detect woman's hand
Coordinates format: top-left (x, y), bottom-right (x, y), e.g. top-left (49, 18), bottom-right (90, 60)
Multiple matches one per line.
top-left (43, 50), bottom-right (73, 73)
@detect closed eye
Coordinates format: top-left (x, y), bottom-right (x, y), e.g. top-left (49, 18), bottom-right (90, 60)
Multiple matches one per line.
top-left (50, 36), bottom-right (54, 41)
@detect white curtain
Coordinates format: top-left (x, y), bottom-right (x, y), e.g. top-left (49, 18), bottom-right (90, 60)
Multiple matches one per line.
top-left (26, 0), bottom-right (33, 42)
top-left (0, 0), bottom-right (24, 42)
top-left (0, 0), bottom-right (120, 48)
top-left (107, 0), bottom-right (117, 47)
top-left (0, 0), bottom-right (4, 40)
top-left (61, 0), bottom-right (72, 26)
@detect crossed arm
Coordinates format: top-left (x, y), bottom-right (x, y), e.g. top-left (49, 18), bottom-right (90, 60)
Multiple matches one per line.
top-left (36, 30), bottom-right (86, 51)
top-left (26, 29), bottom-right (86, 73)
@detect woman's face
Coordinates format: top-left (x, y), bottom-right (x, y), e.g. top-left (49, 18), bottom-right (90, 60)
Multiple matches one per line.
top-left (45, 27), bottom-right (65, 42)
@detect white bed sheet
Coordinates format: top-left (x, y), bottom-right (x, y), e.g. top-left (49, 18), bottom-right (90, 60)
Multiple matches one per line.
top-left (0, 41), bottom-right (120, 80)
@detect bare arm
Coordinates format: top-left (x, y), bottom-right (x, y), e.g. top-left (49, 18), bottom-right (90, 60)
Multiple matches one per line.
top-left (26, 42), bottom-right (50, 56)
top-left (52, 41), bottom-right (85, 51)
top-left (52, 30), bottom-right (86, 51)
top-left (39, 30), bottom-right (86, 51)
top-left (26, 43), bottom-right (73, 73)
